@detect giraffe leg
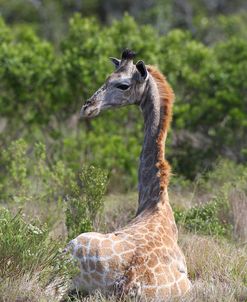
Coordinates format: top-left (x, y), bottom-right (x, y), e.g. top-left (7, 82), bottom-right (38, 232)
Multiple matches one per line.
top-left (114, 267), bottom-right (142, 301)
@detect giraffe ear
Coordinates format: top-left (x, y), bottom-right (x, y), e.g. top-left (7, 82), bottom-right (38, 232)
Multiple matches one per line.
top-left (136, 60), bottom-right (148, 81)
top-left (109, 57), bottom-right (120, 69)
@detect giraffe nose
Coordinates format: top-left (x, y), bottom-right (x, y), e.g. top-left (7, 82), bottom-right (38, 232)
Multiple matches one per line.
top-left (84, 100), bottom-right (91, 107)
top-left (80, 99), bottom-right (91, 117)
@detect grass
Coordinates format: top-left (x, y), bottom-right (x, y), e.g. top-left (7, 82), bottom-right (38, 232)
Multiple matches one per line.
top-left (180, 234), bottom-right (247, 302)
top-left (1, 193), bottom-right (247, 302)
top-left (1, 160), bottom-right (247, 302)
top-left (0, 207), bottom-right (73, 302)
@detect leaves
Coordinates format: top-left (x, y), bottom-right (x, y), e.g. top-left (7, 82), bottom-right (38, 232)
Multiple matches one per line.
top-left (0, 13), bottom-right (247, 182)
top-left (65, 165), bottom-right (108, 240)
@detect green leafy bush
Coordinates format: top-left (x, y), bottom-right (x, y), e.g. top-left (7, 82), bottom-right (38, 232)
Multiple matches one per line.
top-left (0, 139), bottom-right (108, 239)
top-left (174, 198), bottom-right (231, 237)
top-left (1, 13), bottom-right (247, 186)
top-left (0, 23), bottom-right (57, 123)
top-left (0, 140), bottom-right (109, 298)
top-left (0, 139), bottom-right (75, 206)
top-left (65, 165), bottom-right (108, 240)
top-left (194, 159), bottom-right (247, 205)
top-left (174, 159), bottom-right (247, 238)
top-left (0, 207), bottom-right (63, 280)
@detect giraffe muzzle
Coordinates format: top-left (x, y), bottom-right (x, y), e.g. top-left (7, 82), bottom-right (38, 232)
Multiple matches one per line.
top-left (80, 99), bottom-right (101, 118)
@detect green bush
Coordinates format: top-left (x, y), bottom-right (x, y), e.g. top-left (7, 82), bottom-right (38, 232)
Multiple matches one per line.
top-left (174, 159), bottom-right (247, 238)
top-left (0, 13), bottom-right (247, 186)
top-left (174, 198), bottom-right (231, 237)
top-left (0, 24), bottom-right (57, 123)
top-left (0, 139), bottom-right (108, 238)
top-left (65, 165), bottom-right (108, 240)
top-left (159, 29), bottom-right (247, 177)
top-left (195, 11), bottom-right (247, 44)
top-left (0, 207), bottom-right (65, 281)
top-left (196, 159), bottom-right (247, 196)
top-left (0, 139), bottom-right (75, 206)
top-left (0, 139), bottom-right (109, 297)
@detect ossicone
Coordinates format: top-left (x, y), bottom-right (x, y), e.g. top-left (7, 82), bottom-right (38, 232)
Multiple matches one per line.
top-left (121, 49), bottom-right (136, 61)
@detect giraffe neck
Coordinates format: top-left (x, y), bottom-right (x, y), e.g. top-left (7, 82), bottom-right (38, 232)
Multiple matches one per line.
top-left (136, 67), bottom-right (173, 216)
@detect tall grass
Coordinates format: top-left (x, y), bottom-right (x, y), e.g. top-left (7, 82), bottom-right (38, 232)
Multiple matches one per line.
top-left (0, 149), bottom-right (247, 301)
top-left (0, 208), bottom-right (72, 302)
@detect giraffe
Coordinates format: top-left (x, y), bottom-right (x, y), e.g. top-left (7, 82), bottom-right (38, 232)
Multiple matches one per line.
top-left (66, 49), bottom-right (191, 300)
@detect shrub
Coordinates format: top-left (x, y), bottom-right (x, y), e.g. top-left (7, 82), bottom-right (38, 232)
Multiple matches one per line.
top-left (1, 14), bottom-right (247, 185)
top-left (0, 138), bottom-right (75, 205)
top-left (1, 138), bottom-right (29, 197)
top-left (196, 159), bottom-right (247, 195)
top-left (0, 138), bottom-right (109, 239)
top-left (174, 197), bottom-right (231, 237)
top-left (174, 160), bottom-right (247, 239)
top-left (198, 159), bottom-right (247, 242)
top-left (0, 21), bottom-right (57, 123)
top-left (0, 207), bottom-right (71, 281)
top-left (65, 165), bottom-right (108, 240)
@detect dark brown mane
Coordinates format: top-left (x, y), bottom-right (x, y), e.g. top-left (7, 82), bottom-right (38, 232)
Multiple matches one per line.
top-left (147, 65), bottom-right (174, 191)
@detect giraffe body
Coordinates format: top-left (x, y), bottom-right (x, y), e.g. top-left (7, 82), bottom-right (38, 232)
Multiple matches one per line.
top-left (68, 49), bottom-right (191, 300)
top-left (68, 194), bottom-right (190, 300)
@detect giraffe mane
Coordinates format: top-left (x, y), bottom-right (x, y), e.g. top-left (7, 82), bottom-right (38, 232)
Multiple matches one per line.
top-left (147, 65), bottom-right (174, 191)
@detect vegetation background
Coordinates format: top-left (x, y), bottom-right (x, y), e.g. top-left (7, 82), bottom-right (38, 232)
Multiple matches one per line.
top-left (0, 0), bottom-right (246, 301)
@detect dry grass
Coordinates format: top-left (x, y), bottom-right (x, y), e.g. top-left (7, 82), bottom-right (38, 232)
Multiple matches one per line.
top-left (181, 280), bottom-right (247, 302)
top-left (0, 273), bottom-right (54, 302)
top-left (229, 189), bottom-right (247, 242)
top-left (180, 234), bottom-right (247, 302)
top-left (99, 193), bottom-right (137, 232)
top-left (0, 274), bottom-right (70, 302)
top-left (2, 183), bottom-right (247, 302)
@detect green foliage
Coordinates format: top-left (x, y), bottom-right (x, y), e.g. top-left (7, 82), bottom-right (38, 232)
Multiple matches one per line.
top-left (1, 138), bottom-right (28, 195)
top-left (197, 159), bottom-right (247, 195)
top-left (174, 159), bottom-right (247, 238)
top-left (0, 207), bottom-right (69, 281)
top-left (158, 29), bottom-right (247, 177)
top-left (66, 166), bottom-right (108, 240)
top-left (195, 11), bottom-right (247, 44)
top-left (0, 139), bottom-right (108, 295)
top-left (0, 13), bottom-right (247, 185)
top-left (0, 139), bottom-right (108, 240)
top-left (0, 139), bottom-right (75, 205)
top-left (0, 23), bottom-right (57, 123)
top-left (174, 198), bottom-right (231, 237)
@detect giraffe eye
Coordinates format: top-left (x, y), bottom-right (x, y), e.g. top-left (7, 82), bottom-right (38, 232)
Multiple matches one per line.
top-left (116, 84), bottom-right (130, 90)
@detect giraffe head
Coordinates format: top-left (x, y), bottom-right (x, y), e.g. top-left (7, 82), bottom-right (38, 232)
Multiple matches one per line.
top-left (80, 49), bottom-right (149, 118)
